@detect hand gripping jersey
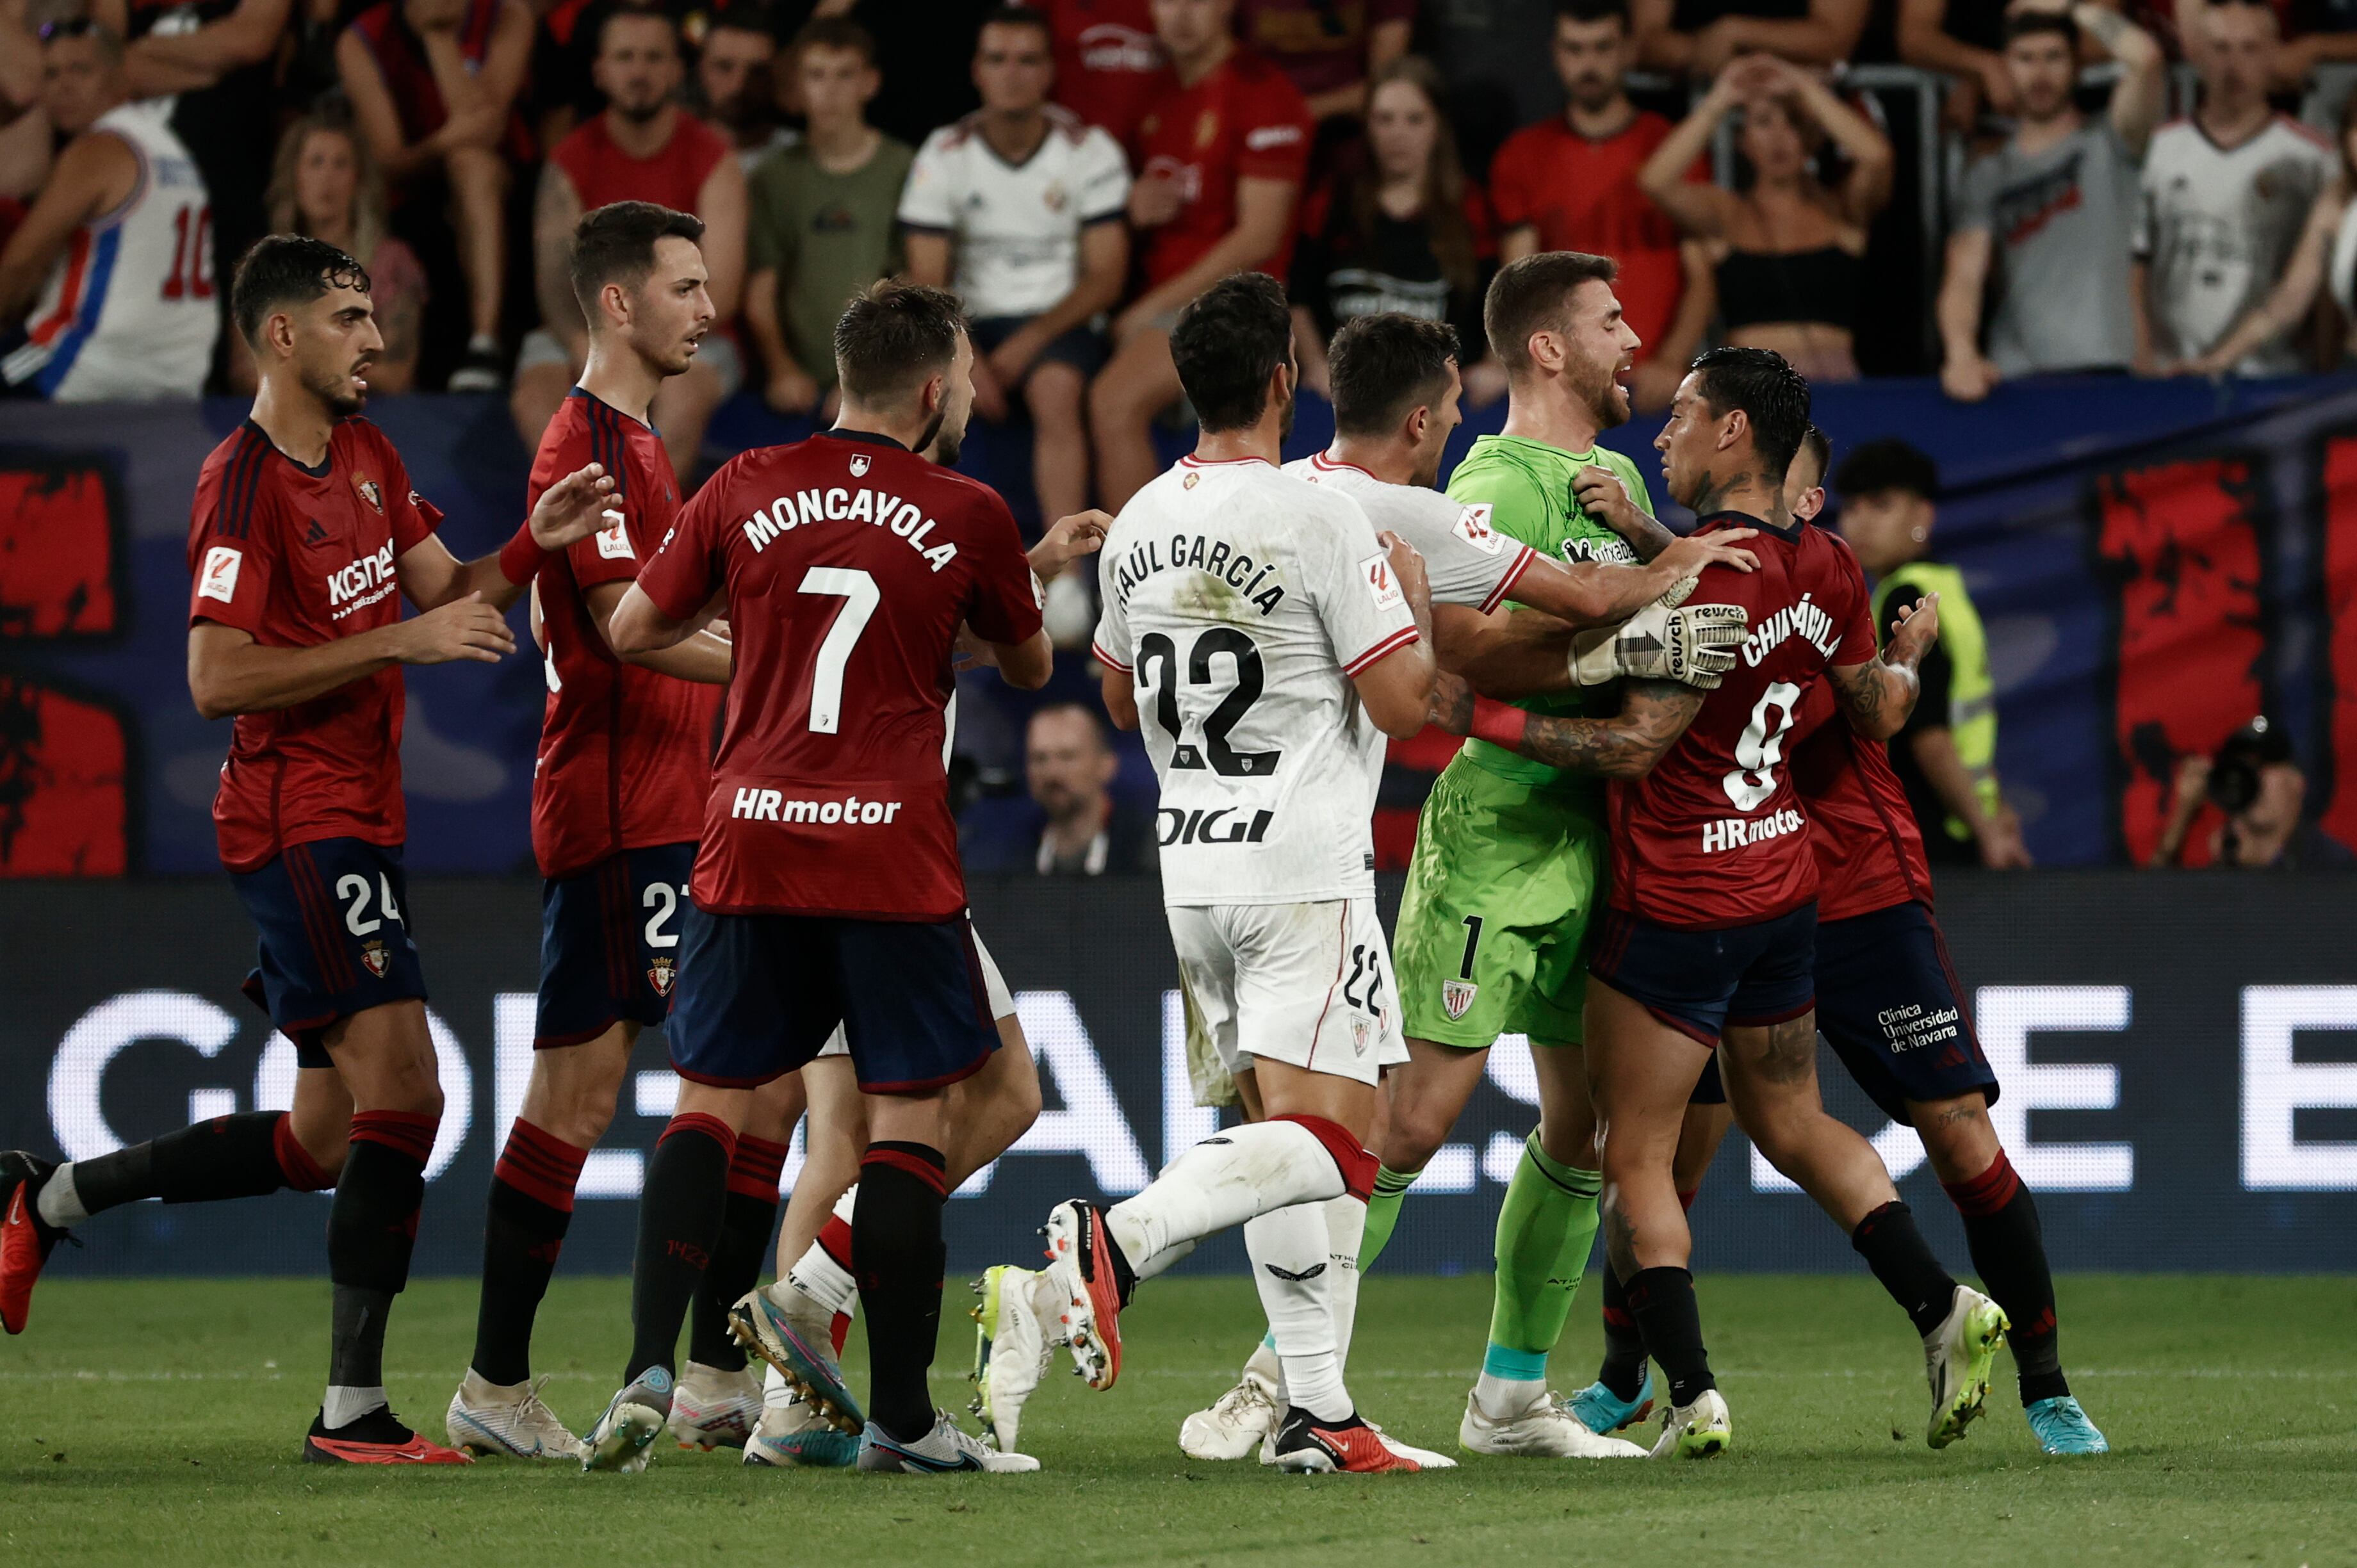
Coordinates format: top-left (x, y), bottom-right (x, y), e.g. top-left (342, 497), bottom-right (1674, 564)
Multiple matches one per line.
top-left (633, 431), bottom-right (1042, 919)
top-left (1283, 452), bottom-right (1537, 615)
top-left (1785, 676), bottom-right (1935, 922)
top-left (1090, 455), bottom-right (1420, 906)
top-left (4, 101), bottom-right (218, 401)
top-left (529, 388), bottom-right (722, 880)
top-left (185, 418), bottom-right (444, 872)
top-left (1130, 49), bottom-right (1312, 288)
top-left (897, 106), bottom-right (1132, 320)
top-left (1608, 512), bottom-right (1877, 929)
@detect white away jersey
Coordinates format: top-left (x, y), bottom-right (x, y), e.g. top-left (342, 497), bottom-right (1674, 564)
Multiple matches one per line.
top-left (1284, 452), bottom-right (1538, 615)
top-left (2133, 115), bottom-right (2332, 375)
top-left (1091, 455), bottom-right (1419, 907)
top-left (897, 107), bottom-right (1131, 319)
top-left (3, 100), bottom-right (218, 401)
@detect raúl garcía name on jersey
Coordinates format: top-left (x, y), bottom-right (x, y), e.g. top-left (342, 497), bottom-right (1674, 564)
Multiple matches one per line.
top-left (1109, 531), bottom-right (1289, 616)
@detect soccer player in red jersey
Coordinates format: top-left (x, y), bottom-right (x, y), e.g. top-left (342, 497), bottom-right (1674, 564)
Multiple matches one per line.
top-left (1449, 348), bottom-right (2007, 1460)
top-left (1088, 0), bottom-right (1313, 509)
top-left (1569, 432), bottom-right (2108, 1457)
top-left (579, 280), bottom-right (1073, 1476)
top-left (0, 234), bottom-right (614, 1464)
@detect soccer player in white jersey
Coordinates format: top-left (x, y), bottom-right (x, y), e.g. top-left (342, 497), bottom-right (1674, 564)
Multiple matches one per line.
top-left (979, 272), bottom-right (1439, 1475)
top-left (1161, 310), bottom-right (1752, 1462)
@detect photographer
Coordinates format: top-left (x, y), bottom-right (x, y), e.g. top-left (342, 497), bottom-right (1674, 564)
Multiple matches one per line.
top-left (2148, 718), bottom-right (2353, 869)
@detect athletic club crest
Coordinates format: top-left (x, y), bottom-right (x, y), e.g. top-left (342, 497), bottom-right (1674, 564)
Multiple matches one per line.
top-left (1442, 979), bottom-right (1478, 1020)
top-left (354, 476), bottom-right (383, 512)
top-left (849, 453), bottom-right (872, 477)
top-left (649, 955), bottom-right (676, 997)
top-left (359, 940), bottom-right (391, 979)
top-left (1183, 470), bottom-right (1200, 489)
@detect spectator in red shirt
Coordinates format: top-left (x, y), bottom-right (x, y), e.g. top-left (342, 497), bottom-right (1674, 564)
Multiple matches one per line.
top-left (514, 5), bottom-right (747, 482)
top-left (1291, 57), bottom-right (1506, 407)
top-left (1088, 0), bottom-right (1312, 509)
top-left (337, 0), bottom-right (532, 391)
top-left (1633, 0), bottom-right (1870, 75)
top-left (1042, 0), bottom-right (1165, 143)
top-left (1236, 0), bottom-right (1414, 122)
top-left (1490, 0), bottom-right (1711, 410)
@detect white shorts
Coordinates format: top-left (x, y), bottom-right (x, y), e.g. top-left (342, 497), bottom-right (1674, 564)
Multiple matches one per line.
top-left (1168, 897), bottom-right (1407, 1091)
top-left (818, 926), bottom-right (1013, 1058)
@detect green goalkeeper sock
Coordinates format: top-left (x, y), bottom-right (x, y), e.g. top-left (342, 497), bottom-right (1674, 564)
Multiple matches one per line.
top-left (1480, 1131), bottom-right (1602, 1390)
top-left (1356, 1163), bottom-right (1417, 1273)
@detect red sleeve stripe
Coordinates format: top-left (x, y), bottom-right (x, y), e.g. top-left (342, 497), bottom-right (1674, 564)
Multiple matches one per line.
top-left (1478, 544), bottom-right (1540, 616)
top-left (1091, 641), bottom-right (1132, 674)
top-left (1341, 623), bottom-right (1420, 676)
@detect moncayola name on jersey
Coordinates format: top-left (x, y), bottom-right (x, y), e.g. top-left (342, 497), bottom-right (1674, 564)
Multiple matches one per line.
top-left (1107, 530), bottom-right (1290, 617)
top-left (738, 484), bottom-right (964, 573)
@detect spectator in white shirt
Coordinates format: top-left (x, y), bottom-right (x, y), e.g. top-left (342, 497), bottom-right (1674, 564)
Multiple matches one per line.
top-left (2133, 0), bottom-right (2333, 376)
top-left (901, 4), bottom-right (1130, 641)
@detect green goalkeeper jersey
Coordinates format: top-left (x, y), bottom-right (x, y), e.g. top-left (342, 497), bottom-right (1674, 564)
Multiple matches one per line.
top-left (1442, 432), bottom-right (1659, 790)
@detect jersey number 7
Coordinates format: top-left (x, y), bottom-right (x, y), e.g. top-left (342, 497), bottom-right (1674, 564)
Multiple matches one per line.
top-left (1135, 628), bottom-right (1283, 778)
top-left (799, 567), bottom-right (881, 735)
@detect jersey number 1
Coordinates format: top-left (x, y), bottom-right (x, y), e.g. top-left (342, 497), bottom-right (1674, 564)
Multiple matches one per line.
top-left (1723, 680), bottom-right (1802, 812)
top-left (799, 566), bottom-right (879, 734)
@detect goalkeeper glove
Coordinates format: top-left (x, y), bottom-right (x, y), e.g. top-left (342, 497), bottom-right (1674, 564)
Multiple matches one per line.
top-left (1568, 601), bottom-right (1748, 689)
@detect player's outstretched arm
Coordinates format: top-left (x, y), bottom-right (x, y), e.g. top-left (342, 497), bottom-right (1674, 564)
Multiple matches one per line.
top-left (188, 597), bottom-right (517, 719)
top-left (607, 579), bottom-right (724, 658)
top-left (1512, 527), bottom-right (1759, 630)
top-left (582, 580), bottom-right (730, 683)
top-left (1433, 677), bottom-right (1706, 779)
top-left (1828, 591), bottom-right (1939, 740)
top-left (1350, 532), bottom-right (1440, 739)
top-left (399, 463), bottom-right (620, 613)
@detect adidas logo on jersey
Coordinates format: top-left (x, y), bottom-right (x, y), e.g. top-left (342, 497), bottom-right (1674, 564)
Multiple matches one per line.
top-left (1699, 807), bottom-right (1805, 854)
top-left (731, 788), bottom-right (906, 826)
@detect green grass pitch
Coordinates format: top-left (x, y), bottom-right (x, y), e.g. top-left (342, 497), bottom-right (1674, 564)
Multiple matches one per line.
top-left (4, 1275), bottom-right (2354, 1567)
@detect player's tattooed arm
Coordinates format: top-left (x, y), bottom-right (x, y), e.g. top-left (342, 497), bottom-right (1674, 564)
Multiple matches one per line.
top-left (1436, 677), bottom-right (1705, 778)
top-left (1829, 592), bottom-right (1941, 741)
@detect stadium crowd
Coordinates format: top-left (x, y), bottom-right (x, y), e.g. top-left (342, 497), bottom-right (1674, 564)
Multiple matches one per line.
top-left (3, 0), bottom-right (2346, 864)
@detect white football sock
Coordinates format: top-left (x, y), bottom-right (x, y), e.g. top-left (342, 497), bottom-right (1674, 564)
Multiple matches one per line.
top-left (321, 1384), bottom-right (387, 1429)
top-left (36, 1163), bottom-right (86, 1227)
top-left (780, 1184), bottom-right (861, 1318)
top-left (1245, 1203), bottom-right (1349, 1423)
top-left (1324, 1193), bottom-right (1367, 1375)
top-left (1105, 1121), bottom-right (1344, 1282)
top-left (1472, 1371), bottom-right (1546, 1416)
top-left (1241, 1335), bottom-right (1283, 1396)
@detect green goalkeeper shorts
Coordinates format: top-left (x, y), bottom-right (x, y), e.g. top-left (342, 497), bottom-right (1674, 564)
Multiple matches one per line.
top-left (1394, 754), bottom-right (1606, 1050)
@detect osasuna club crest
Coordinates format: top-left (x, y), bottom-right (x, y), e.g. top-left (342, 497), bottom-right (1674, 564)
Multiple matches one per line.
top-left (849, 453), bottom-right (872, 478)
top-left (1442, 979), bottom-right (1478, 1020)
top-left (354, 477), bottom-right (383, 512)
top-left (649, 955), bottom-right (676, 997)
top-left (359, 939), bottom-right (391, 979)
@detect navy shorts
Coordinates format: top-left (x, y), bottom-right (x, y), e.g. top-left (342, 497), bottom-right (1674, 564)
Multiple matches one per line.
top-left (1590, 902), bottom-right (1818, 1049)
top-left (536, 843), bottom-right (696, 1049)
top-left (1688, 1054), bottom-right (1726, 1105)
top-left (232, 838), bottom-right (428, 1068)
top-left (665, 906), bottom-right (1000, 1093)
top-left (968, 314), bottom-right (1107, 379)
top-left (1815, 901), bottom-right (2001, 1122)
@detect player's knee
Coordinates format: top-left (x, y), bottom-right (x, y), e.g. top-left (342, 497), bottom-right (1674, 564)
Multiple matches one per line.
top-left (1376, 1102), bottom-right (1450, 1173)
top-left (1911, 1095), bottom-right (2000, 1182)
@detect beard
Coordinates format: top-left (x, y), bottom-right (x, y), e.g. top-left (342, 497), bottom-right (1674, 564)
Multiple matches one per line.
top-left (1578, 357), bottom-right (1629, 430)
top-left (306, 361), bottom-right (366, 417)
top-left (920, 407), bottom-right (963, 466)
top-left (1567, 76), bottom-right (1617, 113)
top-left (1277, 380), bottom-right (1296, 442)
top-left (614, 93), bottom-right (667, 126)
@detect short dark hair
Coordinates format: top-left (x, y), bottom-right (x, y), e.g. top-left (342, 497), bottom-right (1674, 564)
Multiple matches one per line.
top-left (1328, 314), bottom-right (1460, 437)
top-left (2003, 9), bottom-right (2077, 48)
top-left (1687, 345), bottom-right (1811, 480)
top-left (570, 200), bottom-right (705, 319)
top-left (1030, 700), bottom-right (1109, 751)
top-left (596, 1), bottom-right (679, 54)
top-left (977, 4), bottom-right (1052, 40)
top-left (704, 2), bottom-right (775, 40)
top-left (1484, 250), bottom-right (1617, 375)
top-left (793, 13), bottom-right (877, 64)
top-left (231, 234), bottom-right (370, 345)
top-left (1795, 425), bottom-right (1831, 486)
top-left (833, 279), bottom-right (966, 403)
top-left (1833, 437), bottom-right (1939, 502)
top-left (1554, 0), bottom-right (1630, 29)
top-left (1169, 272), bottom-right (1294, 433)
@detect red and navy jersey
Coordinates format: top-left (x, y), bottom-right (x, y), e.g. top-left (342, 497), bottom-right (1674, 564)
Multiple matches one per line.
top-left (1608, 512), bottom-right (1876, 929)
top-left (186, 418), bottom-right (443, 873)
top-left (530, 388), bottom-right (721, 880)
top-left (1786, 677), bottom-right (1935, 922)
top-left (635, 430), bottom-right (1043, 920)
top-left (1131, 49), bottom-right (1312, 287)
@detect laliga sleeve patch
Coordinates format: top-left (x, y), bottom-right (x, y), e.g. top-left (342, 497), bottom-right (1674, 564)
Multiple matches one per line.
top-left (199, 545), bottom-right (242, 603)
top-left (1453, 503), bottom-right (1505, 555)
top-left (595, 514), bottom-right (635, 560)
top-left (1360, 551), bottom-right (1405, 611)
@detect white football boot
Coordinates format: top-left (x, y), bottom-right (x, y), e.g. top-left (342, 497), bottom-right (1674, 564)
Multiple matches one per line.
top-left (1459, 1386), bottom-right (1648, 1458)
top-left (1366, 1418), bottom-right (1458, 1469)
top-left (667, 1360), bottom-right (762, 1450)
top-left (1182, 1373), bottom-right (1281, 1461)
top-left (580, 1367), bottom-right (672, 1473)
top-left (856, 1410), bottom-right (1042, 1473)
top-left (968, 1263), bottom-right (1059, 1454)
top-left (1647, 1387), bottom-right (1733, 1460)
top-left (444, 1371), bottom-right (586, 1462)
top-left (1924, 1285), bottom-right (2010, 1449)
